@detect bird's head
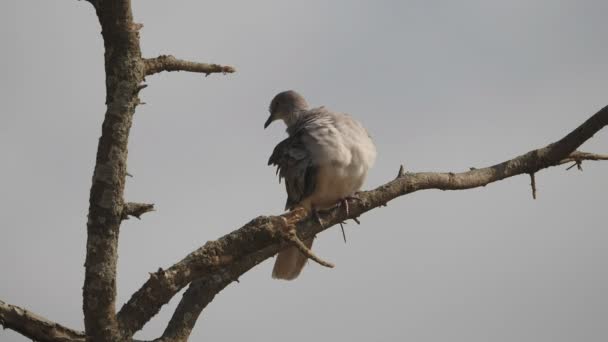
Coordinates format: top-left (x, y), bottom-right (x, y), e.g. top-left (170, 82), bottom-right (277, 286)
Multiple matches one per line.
top-left (264, 90), bottom-right (308, 129)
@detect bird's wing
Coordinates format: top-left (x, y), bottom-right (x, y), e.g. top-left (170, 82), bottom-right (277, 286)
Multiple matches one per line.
top-left (268, 132), bottom-right (318, 211)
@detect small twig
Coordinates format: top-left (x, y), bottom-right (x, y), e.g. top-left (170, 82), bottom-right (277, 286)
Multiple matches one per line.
top-left (559, 151), bottom-right (608, 168)
top-left (143, 55), bottom-right (236, 77)
top-left (286, 229), bottom-right (334, 268)
top-left (123, 202), bottom-right (155, 220)
top-left (279, 218), bottom-right (334, 268)
top-left (529, 173), bottom-right (537, 200)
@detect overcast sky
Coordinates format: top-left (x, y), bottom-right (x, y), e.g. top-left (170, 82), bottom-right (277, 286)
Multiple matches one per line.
top-left (1, 1), bottom-right (607, 341)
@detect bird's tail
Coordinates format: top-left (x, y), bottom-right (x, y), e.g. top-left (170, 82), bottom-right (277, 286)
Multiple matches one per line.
top-left (272, 237), bottom-right (314, 280)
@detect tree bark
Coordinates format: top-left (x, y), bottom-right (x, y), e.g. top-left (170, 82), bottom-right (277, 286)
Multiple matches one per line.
top-left (82, 1), bottom-right (145, 341)
top-left (0, 1), bottom-right (604, 341)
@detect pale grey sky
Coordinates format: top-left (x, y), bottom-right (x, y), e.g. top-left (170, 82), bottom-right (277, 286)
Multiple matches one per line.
top-left (1, 1), bottom-right (607, 341)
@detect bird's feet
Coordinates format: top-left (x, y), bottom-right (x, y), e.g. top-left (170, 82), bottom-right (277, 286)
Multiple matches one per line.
top-left (334, 194), bottom-right (363, 217)
top-left (311, 207), bottom-right (325, 228)
top-left (334, 194), bottom-right (363, 243)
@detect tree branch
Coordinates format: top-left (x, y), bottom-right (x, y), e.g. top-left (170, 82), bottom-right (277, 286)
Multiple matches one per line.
top-left (0, 299), bottom-right (86, 342)
top-left (122, 202), bottom-right (155, 220)
top-left (115, 105), bottom-right (608, 338)
top-left (155, 246), bottom-right (276, 342)
top-left (143, 55), bottom-right (235, 77)
top-left (83, 0), bottom-right (145, 341)
top-left (559, 151), bottom-right (608, 170)
top-left (278, 215), bottom-right (334, 268)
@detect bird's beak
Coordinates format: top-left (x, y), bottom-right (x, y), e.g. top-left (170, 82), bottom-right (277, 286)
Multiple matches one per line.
top-left (264, 114), bottom-right (274, 129)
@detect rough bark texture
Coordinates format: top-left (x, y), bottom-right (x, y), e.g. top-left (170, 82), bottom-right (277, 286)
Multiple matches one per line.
top-left (0, 0), bottom-right (605, 341)
top-left (156, 246), bottom-right (278, 342)
top-left (0, 300), bottom-right (86, 342)
top-left (144, 55), bottom-right (236, 76)
top-left (82, 1), bottom-right (145, 341)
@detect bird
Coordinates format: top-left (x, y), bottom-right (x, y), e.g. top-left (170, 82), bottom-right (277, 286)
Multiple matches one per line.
top-left (264, 90), bottom-right (376, 280)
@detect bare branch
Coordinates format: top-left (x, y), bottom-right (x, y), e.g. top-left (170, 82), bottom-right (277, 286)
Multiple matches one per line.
top-left (155, 246), bottom-right (277, 342)
top-left (558, 151), bottom-right (608, 164)
top-left (143, 55), bottom-right (236, 77)
top-left (560, 151), bottom-right (608, 171)
top-left (123, 202), bottom-right (155, 220)
top-left (0, 299), bottom-right (86, 342)
top-left (279, 218), bottom-right (335, 268)
top-left (83, 0), bottom-right (145, 340)
top-left (115, 104), bottom-right (607, 337)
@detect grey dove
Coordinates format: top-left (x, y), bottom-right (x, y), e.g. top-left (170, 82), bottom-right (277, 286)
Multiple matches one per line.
top-left (264, 90), bottom-right (376, 280)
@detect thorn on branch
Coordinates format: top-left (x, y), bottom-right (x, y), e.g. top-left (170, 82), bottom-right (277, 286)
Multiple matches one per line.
top-left (130, 23), bottom-right (144, 32)
top-left (149, 267), bottom-right (165, 279)
top-left (566, 160), bottom-right (583, 171)
top-left (339, 222), bottom-right (347, 243)
top-left (396, 164), bottom-right (405, 179)
top-left (136, 84), bottom-right (148, 93)
top-left (122, 202), bottom-right (155, 220)
top-left (529, 173), bottom-right (537, 200)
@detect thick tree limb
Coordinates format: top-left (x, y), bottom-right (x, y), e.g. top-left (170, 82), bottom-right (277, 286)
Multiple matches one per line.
top-left (115, 105), bottom-right (607, 338)
top-left (143, 55), bottom-right (235, 77)
top-left (155, 246), bottom-right (277, 342)
top-left (0, 299), bottom-right (86, 342)
top-left (83, 0), bottom-right (145, 341)
top-left (8, 1), bottom-right (237, 341)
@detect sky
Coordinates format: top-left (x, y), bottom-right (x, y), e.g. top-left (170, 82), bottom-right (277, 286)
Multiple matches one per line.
top-left (1, 1), bottom-right (607, 341)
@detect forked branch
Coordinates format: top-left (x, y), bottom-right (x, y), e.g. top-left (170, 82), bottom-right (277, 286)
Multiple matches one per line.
top-left (116, 105), bottom-right (608, 339)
